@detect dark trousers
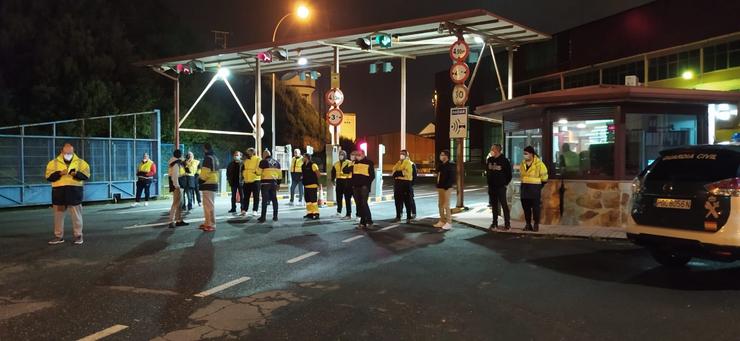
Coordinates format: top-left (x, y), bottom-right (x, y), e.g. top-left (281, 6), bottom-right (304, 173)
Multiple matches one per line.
top-left (353, 185), bottom-right (372, 225)
top-left (290, 173), bottom-right (303, 202)
top-left (230, 182), bottom-right (244, 211)
top-left (335, 179), bottom-right (352, 215)
top-left (260, 183), bottom-right (278, 219)
top-left (183, 176), bottom-right (195, 210)
top-left (135, 179), bottom-right (151, 202)
top-left (408, 185), bottom-right (416, 216)
top-left (489, 185), bottom-right (510, 225)
top-left (521, 198), bottom-right (541, 226)
top-left (242, 182), bottom-right (260, 212)
top-left (193, 180), bottom-right (201, 204)
top-left (393, 180), bottom-right (412, 219)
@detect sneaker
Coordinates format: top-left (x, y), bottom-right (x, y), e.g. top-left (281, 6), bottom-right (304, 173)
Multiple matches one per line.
top-left (240, 211), bottom-right (247, 216)
top-left (335, 212), bottom-right (343, 218)
top-left (489, 223), bottom-right (498, 230)
top-left (313, 214), bottom-right (320, 220)
top-left (253, 211), bottom-right (259, 217)
top-left (433, 221), bottom-right (444, 228)
top-left (131, 202), bottom-right (139, 207)
top-left (392, 217), bottom-right (402, 223)
top-left (168, 223), bottom-right (177, 229)
top-left (342, 215), bottom-right (352, 220)
top-left (144, 202), bottom-right (149, 207)
top-left (524, 224), bottom-right (533, 231)
top-left (48, 237), bottom-right (64, 245)
top-left (202, 226), bottom-right (216, 232)
top-left (228, 209), bottom-right (236, 214)
top-left (303, 214), bottom-right (311, 219)
top-left (410, 214), bottom-right (417, 220)
top-left (257, 217), bottom-right (266, 223)
top-left (198, 224), bottom-right (207, 230)
top-left (289, 201), bottom-right (294, 206)
top-left (357, 223), bottom-right (366, 230)
top-left (503, 223), bottom-right (511, 231)
top-left (441, 223), bottom-right (452, 231)
top-left (273, 216), bottom-right (278, 221)
top-left (73, 236), bottom-right (84, 245)
top-left (198, 203), bottom-right (202, 207)
top-left (406, 218), bottom-right (413, 224)
top-left (175, 221), bottom-right (189, 227)
top-left (533, 224), bottom-right (540, 232)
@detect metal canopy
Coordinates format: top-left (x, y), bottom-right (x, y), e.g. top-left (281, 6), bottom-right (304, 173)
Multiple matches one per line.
top-left (137, 9), bottom-right (550, 74)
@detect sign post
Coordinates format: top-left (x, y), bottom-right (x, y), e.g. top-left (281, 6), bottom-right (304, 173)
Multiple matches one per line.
top-left (449, 37), bottom-right (469, 210)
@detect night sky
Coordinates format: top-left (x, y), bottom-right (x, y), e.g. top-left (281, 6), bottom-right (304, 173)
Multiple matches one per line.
top-left (163, 0), bottom-right (654, 137)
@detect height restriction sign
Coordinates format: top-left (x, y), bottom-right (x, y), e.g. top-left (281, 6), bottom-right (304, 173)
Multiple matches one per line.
top-left (325, 88), bottom-right (344, 107)
top-left (449, 39), bottom-right (470, 62)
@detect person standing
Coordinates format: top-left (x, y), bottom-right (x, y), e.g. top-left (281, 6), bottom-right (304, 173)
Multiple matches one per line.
top-left (199, 144), bottom-right (220, 232)
top-left (289, 148), bottom-right (304, 206)
top-left (182, 152), bottom-right (200, 211)
top-left (391, 150), bottom-right (414, 223)
top-left (241, 148), bottom-right (261, 216)
top-left (257, 149), bottom-right (281, 223)
top-left (330, 150), bottom-right (353, 220)
top-left (344, 150), bottom-right (375, 229)
top-left (407, 161), bottom-right (418, 220)
top-left (167, 149), bottom-right (189, 229)
top-left (226, 151), bottom-right (244, 214)
top-left (133, 152), bottom-right (156, 207)
top-left (520, 146), bottom-right (548, 232)
top-left (301, 153), bottom-right (321, 220)
top-left (434, 149), bottom-right (455, 232)
top-left (486, 144), bottom-right (512, 230)
top-left (46, 143), bottom-right (90, 245)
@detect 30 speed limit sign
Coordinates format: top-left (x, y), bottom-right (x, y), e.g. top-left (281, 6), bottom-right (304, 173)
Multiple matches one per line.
top-left (449, 39), bottom-right (470, 62)
top-left (452, 84), bottom-right (469, 106)
top-left (326, 107), bottom-right (344, 126)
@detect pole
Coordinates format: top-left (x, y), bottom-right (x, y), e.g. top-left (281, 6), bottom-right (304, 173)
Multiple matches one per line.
top-left (488, 45), bottom-right (507, 101)
top-left (401, 57), bottom-right (407, 150)
top-left (507, 47), bottom-right (514, 100)
top-left (332, 46), bottom-right (340, 145)
top-left (175, 76), bottom-right (180, 147)
top-left (272, 73), bottom-right (276, 151)
top-left (456, 138), bottom-right (464, 208)
top-left (255, 57), bottom-right (262, 153)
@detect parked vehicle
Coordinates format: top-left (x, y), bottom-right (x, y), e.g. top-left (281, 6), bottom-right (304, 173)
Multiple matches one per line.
top-left (628, 145), bottom-right (740, 266)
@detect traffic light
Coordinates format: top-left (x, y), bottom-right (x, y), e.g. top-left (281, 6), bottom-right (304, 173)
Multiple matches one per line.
top-left (356, 37), bottom-right (372, 50)
top-left (375, 33), bottom-right (392, 48)
top-left (382, 62), bottom-right (393, 73)
top-left (270, 48), bottom-right (289, 61)
top-left (369, 64), bottom-right (377, 74)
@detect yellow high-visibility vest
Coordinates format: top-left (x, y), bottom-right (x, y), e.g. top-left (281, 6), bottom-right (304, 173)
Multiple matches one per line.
top-left (353, 163), bottom-right (370, 177)
top-left (138, 160), bottom-right (154, 174)
top-left (45, 154), bottom-right (91, 187)
top-left (291, 156), bottom-right (303, 173)
top-left (334, 160), bottom-right (352, 179)
top-left (392, 159), bottom-right (413, 181)
top-left (304, 163), bottom-right (320, 189)
top-left (520, 157), bottom-right (549, 185)
top-left (242, 156), bottom-right (262, 183)
top-left (184, 159), bottom-right (200, 176)
top-left (199, 156), bottom-right (219, 185)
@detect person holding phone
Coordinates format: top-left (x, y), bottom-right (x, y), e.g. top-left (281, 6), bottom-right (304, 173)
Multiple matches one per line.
top-left (45, 143), bottom-right (90, 245)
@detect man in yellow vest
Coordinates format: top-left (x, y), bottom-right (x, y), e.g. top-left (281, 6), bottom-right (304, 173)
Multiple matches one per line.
top-left (257, 149), bottom-right (282, 223)
top-left (391, 150), bottom-right (414, 223)
top-left (289, 148), bottom-right (304, 206)
top-left (133, 152), bottom-right (157, 207)
top-left (198, 144), bottom-right (220, 232)
top-left (559, 143), bottom-right (580, 177)
top-left (45, 143), bottom-right (90, 245)
top-left (302, 153), bottom-right (321, 220)
top-left (343, 150), bottom-right (375, 229)
top-left (241, 147), bottom-right (261, 216)
top-left (330, 150), bottom-right (353, 220)
top-left (520, 146), bottom-right (549, 232)
top-left (182, 151), bottom-right (200, 211)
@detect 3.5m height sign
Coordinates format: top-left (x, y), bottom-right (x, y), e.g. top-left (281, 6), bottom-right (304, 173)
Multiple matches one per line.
top-left (449, 107), bottom-right (468, 138)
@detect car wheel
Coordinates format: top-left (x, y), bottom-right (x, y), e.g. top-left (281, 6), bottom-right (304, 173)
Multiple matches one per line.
top-left (650, 249), bottom-right (691, 267)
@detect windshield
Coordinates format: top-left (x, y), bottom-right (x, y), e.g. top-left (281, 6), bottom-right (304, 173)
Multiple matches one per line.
top-left (645, 149), bottom-right (740, 183)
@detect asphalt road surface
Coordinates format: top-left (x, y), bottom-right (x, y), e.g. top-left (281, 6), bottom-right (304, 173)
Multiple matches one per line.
top-left (1, 184), bottom-right (740, 340)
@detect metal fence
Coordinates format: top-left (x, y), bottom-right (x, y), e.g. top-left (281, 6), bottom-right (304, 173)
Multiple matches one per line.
top-left (0, 110), bottom-right (161, 208)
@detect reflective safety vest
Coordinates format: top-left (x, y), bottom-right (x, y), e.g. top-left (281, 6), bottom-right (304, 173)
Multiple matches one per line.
top-left (520, 157), bottom-right (549, 185)
top-left (562, 151), bottom-right (580, 173)
top-left (333, 160), bottom-right (352, 180)
top-left (352, 162), bottom-right (371, 177)
top-left (45, 154), bottom-right (91, 187)
top-left (184, 159), bottom-right (200, 176)
top-left (290, 156), bottom-right (303, 173)
top-left (199, 154), bottom-right (219, 191)
top-left (392, 158), bottom-right (414, 181)
top-left (259, 157), bottom-right (282, 184)
top-left (137, 160), bottom-right (155, 179)
top-left (302, 161), bottom-right (319, 188)
top-left (242, 156), bottom-right (262, 183)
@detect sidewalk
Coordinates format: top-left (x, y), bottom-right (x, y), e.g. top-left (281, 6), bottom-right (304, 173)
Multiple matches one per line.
top-left (453, 205), bottom-right (627, 240)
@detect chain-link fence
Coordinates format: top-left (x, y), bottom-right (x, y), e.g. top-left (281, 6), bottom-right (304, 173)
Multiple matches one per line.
top-left (0, 110), bottom-right (161, 208)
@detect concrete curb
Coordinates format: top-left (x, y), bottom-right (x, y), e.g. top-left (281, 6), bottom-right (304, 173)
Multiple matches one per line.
top-left (453, 218), bottom-right (628, 241)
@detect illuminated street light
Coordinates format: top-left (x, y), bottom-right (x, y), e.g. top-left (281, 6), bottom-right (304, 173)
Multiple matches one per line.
top-left (296, 4), bottom-right (310, 20)
top-left (682, 70), bottom-right (694, 80)
top-left (297, 57), bottom-right (308, 66)
top-left (217, 67), bottom-right (230, 79)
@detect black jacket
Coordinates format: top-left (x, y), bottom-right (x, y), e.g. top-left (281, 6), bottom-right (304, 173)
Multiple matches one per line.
top-left (343, 158), bottom-right (375, 187)
top-left (436, 161), bottom-right (455, 189)
top-left (226, 160), bottom-right (242, 185)
top-left (486, 155), bottom-right (512, 187)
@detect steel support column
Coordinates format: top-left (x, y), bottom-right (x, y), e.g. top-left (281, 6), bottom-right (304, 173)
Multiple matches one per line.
top-left (175, 76), bottom-right (180, 146)
top-left (507, 48), bottom-right (514, 100)
top-left (255, 57), bottom-right (262, 153)
top-left (401, 57), bottom-right (407, 150)
top-left (271, 73), bottom-right (276, 152)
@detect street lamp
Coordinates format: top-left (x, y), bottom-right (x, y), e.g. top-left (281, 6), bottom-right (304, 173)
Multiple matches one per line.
top-left (270, 3), bottom-right (311, 153)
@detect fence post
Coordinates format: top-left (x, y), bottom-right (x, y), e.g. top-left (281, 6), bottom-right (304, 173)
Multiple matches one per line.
top-left (20, 127), bottom-right (25, 204)
top-left (155, 109), bottom-right (161, 198)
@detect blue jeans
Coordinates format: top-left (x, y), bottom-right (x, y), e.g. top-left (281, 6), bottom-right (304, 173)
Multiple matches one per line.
top-left (289, 172), bottom-right (303, 202)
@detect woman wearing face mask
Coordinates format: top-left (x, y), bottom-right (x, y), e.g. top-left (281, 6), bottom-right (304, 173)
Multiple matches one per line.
top-left (434, 149), bottom-right (455, 231)
top-left (520, 146), bottom-right (548, 231)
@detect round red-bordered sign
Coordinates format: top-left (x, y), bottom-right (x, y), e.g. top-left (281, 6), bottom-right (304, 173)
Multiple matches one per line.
top-left (325, 88), bottom-right (344, 107)
top-left (449, 62), bottom-right (470, 84)
top-left (449, 39), bottom-right (470, 62)
top-left (326, 107), bottom-right (344, 126)
top-left (452, 84), bottom-right (469, 106)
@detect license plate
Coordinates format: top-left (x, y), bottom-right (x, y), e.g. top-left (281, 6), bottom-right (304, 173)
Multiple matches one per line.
top-left (655, 198), bottom-right (692, 210)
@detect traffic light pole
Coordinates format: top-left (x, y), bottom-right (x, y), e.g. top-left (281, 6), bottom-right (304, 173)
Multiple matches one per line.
top-left (400, 57), bottom-right (407, 150)
top-left (255, 57), bottom-right (262, 153)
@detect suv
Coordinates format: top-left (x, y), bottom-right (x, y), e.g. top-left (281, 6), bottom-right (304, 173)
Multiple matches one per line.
top-left (628, 145), bottom-right (740, 266)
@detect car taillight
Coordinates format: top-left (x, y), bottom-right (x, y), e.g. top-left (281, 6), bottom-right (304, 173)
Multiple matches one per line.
top-left (632, 177), bottom-right (643, 194)
top-left (705, 177), bottom-right (740, 197)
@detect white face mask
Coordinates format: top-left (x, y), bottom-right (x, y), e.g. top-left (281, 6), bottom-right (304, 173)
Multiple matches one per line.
top-left (63, 153), bottom-right (73, 161)
top-left (524, 154), bottom-right (532, 161)
top-left (339, 155), bottom-right (345, 160)
top-left (400, 155), bottom-right (406, 160)
top-left (234, 156), bottom-right (242, 161)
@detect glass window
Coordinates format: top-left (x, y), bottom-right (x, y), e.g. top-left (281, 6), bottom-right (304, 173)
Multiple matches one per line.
top-left (648, 49), bottom-right (700, 81)
top-left (730, 40), bottom-right (740, 68)
top-left (531, 78), bottom-right (561, 94)
top-left (564, 70), bottom-right (600, 89)
top-left (625, 114), bottom-right (698, 177)
top-left (602, 61), bottom-right (644, 85)
top-left (507, 128), bottom-right (542, 177)
top-left (703, 40), bottom-right (740, 73)
top-left (552, 119), bottom-right (615, 178)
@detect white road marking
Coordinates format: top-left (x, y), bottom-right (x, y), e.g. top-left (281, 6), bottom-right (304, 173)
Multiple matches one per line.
top-left (341, 235), bottom-right (365, 243)
top-left (286, 251), bottom-right (319, 264)
top-left (116, 207), bottom-right (167, 214)
top-left (123, 215), bottom-right (231, 230)
top-left (77, 324), bottom-right (128, 341)
top-left (379, 224), bottom-right (400, 231)
top-left (123, 221), bottom-right (169, 230)
top-left (193, 276), bottom-right (251, 298)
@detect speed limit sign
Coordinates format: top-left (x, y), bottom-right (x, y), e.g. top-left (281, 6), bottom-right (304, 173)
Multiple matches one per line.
top-left (326, 107), bottom-right (344, 126)
top-left (452, 84), bottom-right (469, 106)
top-left (449, 39), bottom-right (470, 62)
top-left (449, 62), bottom-right (470, 84)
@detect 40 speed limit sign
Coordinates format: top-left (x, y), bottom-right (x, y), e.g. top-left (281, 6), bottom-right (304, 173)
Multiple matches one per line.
top-left (452, 84), bottom-right (469, 106)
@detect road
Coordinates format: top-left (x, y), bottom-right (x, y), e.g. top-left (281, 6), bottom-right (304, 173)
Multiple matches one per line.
top-left (1, 184), bottom-right (739, 340)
